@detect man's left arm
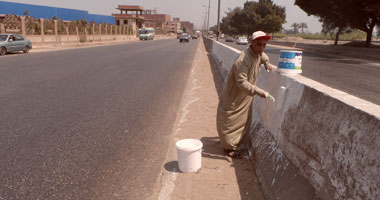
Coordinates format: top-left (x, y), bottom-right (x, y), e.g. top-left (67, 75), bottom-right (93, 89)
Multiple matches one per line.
top-left (261, 53), bottom-right (277, 71)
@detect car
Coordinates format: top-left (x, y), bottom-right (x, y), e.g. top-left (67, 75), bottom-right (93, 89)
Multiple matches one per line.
top-left (195, 31), bottom-right (201, 37)
top-left (0, 34), bottom-right (32, 56)
top-left (191, 34), bottom-right (198, 39)
top-left (225, 36), bottom-right (234, 42)
top-left (176, 30), bottom-right (184, 39)
top-left (179, 33), bottom-right (190, 43)
top-left (220, 34), bottom-right (225, 39)
top-left (236, 37), bottom-right (248, 45)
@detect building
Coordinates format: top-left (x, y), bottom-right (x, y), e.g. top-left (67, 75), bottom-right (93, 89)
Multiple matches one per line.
top-left (166, 21), bottom-right (181, 33)
top-left (170, 17), bottom-right (194, 33)
top-left (180, 21), bottom-right (194, 33)
top-left (112, 5), bottom-right (145, 35)
top-left (112, 5), bottom-right (175, 34)
top-left (142, 9), bottom-right (170, 29)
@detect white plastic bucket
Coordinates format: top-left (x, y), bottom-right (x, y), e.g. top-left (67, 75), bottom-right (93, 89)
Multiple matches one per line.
top-left (277, 50), bottom-right (302, 74)
top-left (176, 139), bottom-right (203, 173)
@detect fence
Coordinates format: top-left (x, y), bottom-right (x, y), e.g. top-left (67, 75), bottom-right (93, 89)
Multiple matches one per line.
top-left (0, 14), bottom-right (135, 43)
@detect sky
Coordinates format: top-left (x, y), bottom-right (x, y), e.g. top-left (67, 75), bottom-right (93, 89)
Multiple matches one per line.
top-left (6, 0), bottom-right (323, 33)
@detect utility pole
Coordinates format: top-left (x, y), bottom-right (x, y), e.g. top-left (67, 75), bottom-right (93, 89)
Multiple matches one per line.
top-left (217, 0), bottom-right (221, 41)
top-left (207, 0), bottom-right (210, 34)
top-left (202, 5), bottom-right (208, 35)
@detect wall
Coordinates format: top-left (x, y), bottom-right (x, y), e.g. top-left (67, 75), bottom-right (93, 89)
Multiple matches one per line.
top-left (27, 34), bottom-right (171, 45)
top-left (203, 37), bottom-right (380, 200)
top-left (28, 35), bottom-right (136, 43)
top-left (0, 1), bottom-right (114, 24)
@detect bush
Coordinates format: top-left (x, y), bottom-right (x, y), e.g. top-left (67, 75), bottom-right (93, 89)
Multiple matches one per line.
top-left (274, 30), bottom-right (367, 41)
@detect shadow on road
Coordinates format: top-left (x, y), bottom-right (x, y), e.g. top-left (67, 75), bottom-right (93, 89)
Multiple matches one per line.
top-left (164, 161), bottom-right (180, 173)
top-left (200, 136), bottom-right (230, 162)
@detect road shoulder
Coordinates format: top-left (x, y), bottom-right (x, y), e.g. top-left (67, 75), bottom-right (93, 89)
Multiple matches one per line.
top-left (155, 39), bottom-right (265, 200)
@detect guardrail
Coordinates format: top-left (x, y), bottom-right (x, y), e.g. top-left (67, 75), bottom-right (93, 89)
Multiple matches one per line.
top-left (203, 36), bottom-right (380, 200)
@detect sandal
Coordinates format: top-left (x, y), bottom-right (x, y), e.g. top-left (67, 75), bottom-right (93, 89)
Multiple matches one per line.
top-left (223, 149), bottom-right (243, 159)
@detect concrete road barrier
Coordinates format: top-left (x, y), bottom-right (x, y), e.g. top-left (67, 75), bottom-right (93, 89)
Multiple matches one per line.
top-left (203, 36), bottom-right (380, 200)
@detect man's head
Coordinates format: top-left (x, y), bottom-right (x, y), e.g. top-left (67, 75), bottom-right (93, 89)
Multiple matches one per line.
top-left (250, 31), bottom-right (271, 56)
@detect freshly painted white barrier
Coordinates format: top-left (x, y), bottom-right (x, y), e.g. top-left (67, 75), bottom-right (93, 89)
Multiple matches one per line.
top-left (203, 37), bottom-right (380, 200)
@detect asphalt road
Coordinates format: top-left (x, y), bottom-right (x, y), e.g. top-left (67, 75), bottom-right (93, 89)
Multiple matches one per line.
top-left (221, 40), bottom-right (380, 106)
top-left (0, 38), bottom-right (199, 199)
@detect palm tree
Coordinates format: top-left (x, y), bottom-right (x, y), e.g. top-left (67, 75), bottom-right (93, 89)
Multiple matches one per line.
top-left (291, 23), bottom-right (299, 34)
top-left (299, 23), bottom-right (308, 34)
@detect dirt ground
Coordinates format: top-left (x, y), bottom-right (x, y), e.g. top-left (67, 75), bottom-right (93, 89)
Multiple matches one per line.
top-left (273, 35), bottom-right (380, 48)
top-left (154, 39), bottom-right (265, 200)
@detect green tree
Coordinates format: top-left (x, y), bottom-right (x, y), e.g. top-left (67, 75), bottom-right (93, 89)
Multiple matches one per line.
top-left (320, 17), bottom-right (351, 45)
top-left (24, 9), bottom-right (29, 16)
top-left (221, 0), bottom-right (286, 37)
top-left (242, 0), bottom-right (286, 36)
top-left (296, 0), bottom-right (350, 45)
top-left (295, 0), bottom-right (380, 47)
top-left (220, 8), bottom-right (240, 36)
top-left (230, 7), bottom-right (249, 36)
top-left (210, 25), bottom-right (218, 34)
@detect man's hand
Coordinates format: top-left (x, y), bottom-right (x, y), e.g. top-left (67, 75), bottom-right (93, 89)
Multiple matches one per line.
top-left (265, 64), bottom-right (278, 72)
top-left (256, 88), bottom-right (267, 98)
top-left (265, 92), bottom-right (275, 102)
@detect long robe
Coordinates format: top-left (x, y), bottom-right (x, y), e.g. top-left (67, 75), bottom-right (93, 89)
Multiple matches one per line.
top-left (217, 46), bottom-right (269, 150)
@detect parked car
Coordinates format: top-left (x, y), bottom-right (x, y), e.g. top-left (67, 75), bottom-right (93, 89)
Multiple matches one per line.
top-left (225, 36), bottom-right (234, 42)
top-left (179, 33), bottom-right (190, 43)
top-left (0, 34), bottom-right (32, 56)
top-left (236, 37), bottom-right (248, 45)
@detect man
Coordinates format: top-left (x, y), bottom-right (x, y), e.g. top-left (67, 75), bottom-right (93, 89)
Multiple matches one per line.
top-left (216, 31), bottom-right (276, 158)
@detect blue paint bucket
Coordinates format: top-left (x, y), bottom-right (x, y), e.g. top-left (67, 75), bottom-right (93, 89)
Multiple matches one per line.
top-left (278, 50), bottom-right (302, 74)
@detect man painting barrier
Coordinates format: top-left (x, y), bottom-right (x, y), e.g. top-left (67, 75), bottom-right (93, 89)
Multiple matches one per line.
top-left (217, 31), bottom-right (277, 158)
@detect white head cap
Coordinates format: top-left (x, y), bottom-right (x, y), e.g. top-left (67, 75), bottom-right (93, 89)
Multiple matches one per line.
top-left (251, 31), bottom-right (271, 41)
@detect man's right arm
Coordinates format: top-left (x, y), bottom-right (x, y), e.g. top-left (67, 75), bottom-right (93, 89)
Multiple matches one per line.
top-left (234, 58), bottom-right (267, 98)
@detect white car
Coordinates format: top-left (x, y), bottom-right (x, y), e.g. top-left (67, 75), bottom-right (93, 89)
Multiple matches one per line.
top-left (236, 37), bottom-right (248, 45)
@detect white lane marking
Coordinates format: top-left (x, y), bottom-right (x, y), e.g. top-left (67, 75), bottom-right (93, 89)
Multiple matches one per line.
top-left (157, 43), bottom-right (202, 200)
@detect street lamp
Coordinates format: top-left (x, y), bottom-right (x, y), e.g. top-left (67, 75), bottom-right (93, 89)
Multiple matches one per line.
top-left (216, 0), bottom-right (221, 41)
